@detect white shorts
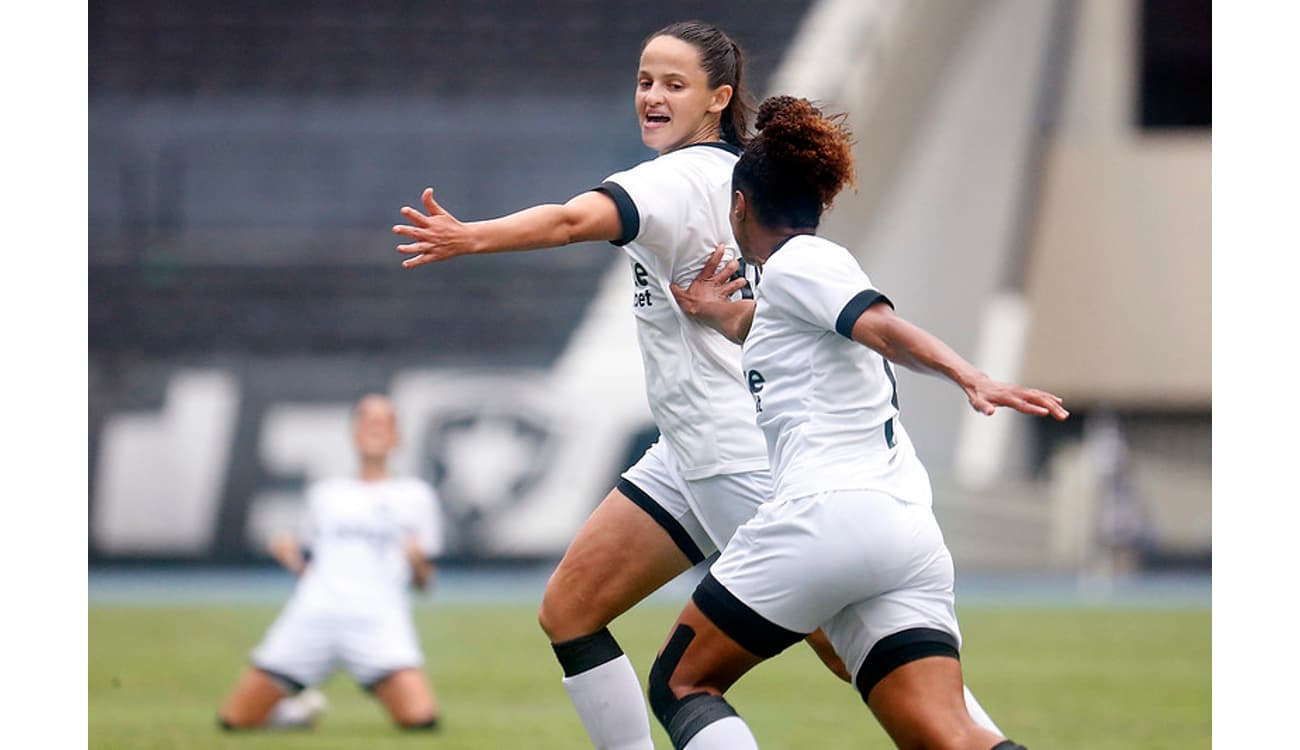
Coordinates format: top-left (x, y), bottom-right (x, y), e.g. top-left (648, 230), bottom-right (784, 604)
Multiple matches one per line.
top-left (251, 602), bottom-right (425, 691)
top-left (703, 489), bottom-right (961, 691)
top-left (620, 439), bottom-right (773, 563)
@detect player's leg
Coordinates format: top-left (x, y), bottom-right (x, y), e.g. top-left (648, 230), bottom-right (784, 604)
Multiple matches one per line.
top-left (218, 666), bottom-right (291, 728)
top-left (646, 598), bottom-right (779, 750)
top-left (861, 649), bottom-right (1013, 750)
top-left (219, 607), bottom-right (331, 729)
top-left (345, 612), bottom-right (441, 729)
top-left (539, 443), bottom-right (713, 750)
top-left (370, 668), bottom-right (440, 729)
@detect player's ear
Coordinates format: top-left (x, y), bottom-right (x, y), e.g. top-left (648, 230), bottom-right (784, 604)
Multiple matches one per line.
top-left (732, 190), bottom-right (747, 222)
top-left (708, 84), bottom-right (733, 114)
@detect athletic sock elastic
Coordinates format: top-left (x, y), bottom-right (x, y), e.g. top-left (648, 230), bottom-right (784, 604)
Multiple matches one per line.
top-left (681, 715), bottom-right (759, 750)
top-left (554, 629), bottom-right (655, 750)
top-left (964, 684), bottom-right (1003, 734)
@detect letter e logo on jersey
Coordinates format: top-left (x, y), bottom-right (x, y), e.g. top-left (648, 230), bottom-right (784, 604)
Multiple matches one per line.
top-left (746, 369), bottom-right (765, 413)
top-left (631, 261), bottom-right (654, 308)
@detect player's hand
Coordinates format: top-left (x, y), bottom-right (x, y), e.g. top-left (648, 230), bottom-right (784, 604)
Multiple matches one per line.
top-left (393, 188), bottom-right (471, 268)
top-left (670, 244), bottom-right (747, 318)
top-left (965, 377), bottom-right (1069, 420)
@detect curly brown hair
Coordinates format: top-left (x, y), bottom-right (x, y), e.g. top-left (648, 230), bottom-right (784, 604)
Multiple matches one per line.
top-left (733, 95), bottom-right (855, 228)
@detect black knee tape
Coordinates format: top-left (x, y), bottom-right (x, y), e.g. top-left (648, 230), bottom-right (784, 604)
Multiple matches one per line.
top-left (854, 627), bottom-right (960, 703)
top-left (552, 627), bottom-right (624, 678)
top-left (647, 624), bottom-right (695, 727)
top-left (664, 693), bottom-right (738, 749)
top-left (647, 625), bottom-right (741, 749)
top-left (991, 741), bottom-right (1028, 750)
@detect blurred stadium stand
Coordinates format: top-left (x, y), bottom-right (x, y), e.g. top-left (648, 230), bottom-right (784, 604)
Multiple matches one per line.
top-left (89, 0), bottom-right (1210, 574)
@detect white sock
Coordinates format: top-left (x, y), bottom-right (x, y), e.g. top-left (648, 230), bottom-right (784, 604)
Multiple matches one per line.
top-left (265, 689), bottom-right (325, 728)
top-left (964, 684), bottom-right (1003, 734)
top-left (561, 655), bottom-right (656, 750)
top-left (682, 715), bottom-right (759, 750)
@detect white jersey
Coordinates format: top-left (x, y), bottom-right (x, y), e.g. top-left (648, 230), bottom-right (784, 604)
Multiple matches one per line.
top-left (598, 143), bottom-right (769, 480)
top-left (289, 476), bottom-right (444, 615)
top-left (742, 234), bottom-right (933, 505)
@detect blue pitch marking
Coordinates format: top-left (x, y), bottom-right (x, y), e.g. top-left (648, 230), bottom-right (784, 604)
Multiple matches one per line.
top-left (88, 565), bottom-right (1209, 609)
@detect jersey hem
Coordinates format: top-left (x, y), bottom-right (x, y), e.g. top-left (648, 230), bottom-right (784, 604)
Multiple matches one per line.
top-left (678, 456), bottom-right (771, 481)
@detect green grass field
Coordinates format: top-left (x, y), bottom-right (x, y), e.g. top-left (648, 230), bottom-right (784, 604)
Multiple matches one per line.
top-left (89, 602), bottom-right (1209, 749)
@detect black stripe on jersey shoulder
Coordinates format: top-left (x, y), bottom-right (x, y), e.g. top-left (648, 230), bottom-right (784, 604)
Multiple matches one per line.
top-left (678, 141), bottom-right (743, 156)
top-left (692, 572), bottom-right (805, 657)
top-left (594, 181), bottom-right (639, 246)
top-left (835, 290), bottom-right (894, 339)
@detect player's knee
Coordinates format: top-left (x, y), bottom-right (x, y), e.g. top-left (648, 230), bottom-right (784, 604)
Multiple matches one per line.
top-left (647, 624), bottom-right (701, 727)
top-left (539, 579), bottom-right (608, 642)
top-left (216, 712), bottom-right (257, 731)
top-left (647, 643), bottom-right (740, 750)
top-left (395, 714), bottom-right (440, 731)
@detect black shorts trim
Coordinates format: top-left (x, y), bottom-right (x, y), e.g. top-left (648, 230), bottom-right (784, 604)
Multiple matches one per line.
top-left (835, 289), bottom-right (894, 339)
top-left (855, 627), bottom-right (960, 702)
top-left (692, 572), bottom-right (805, 658)
top-left (360, 666), bottom-right (421, 693)
top-left (253, 665), bottom-right (305, 695)
top-left (617, 478), bottom-right (705, 564)
top-left (594, 181), bottom-right (640, 246)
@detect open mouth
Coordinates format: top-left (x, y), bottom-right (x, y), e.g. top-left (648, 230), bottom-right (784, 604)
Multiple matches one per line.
top-left (644, 113), bottom-right (671, 126)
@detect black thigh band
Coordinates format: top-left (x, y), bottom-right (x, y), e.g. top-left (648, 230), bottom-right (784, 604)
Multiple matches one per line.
top-left (691, 572), bottom-right (805, 658)
top-left (617, 478), bottom-right (706, 564)
top-left (552, 627), bottom-right (624, 678)
top-left (855, 627), bottom-right (960, 702)
top-left (253, 665), bottom-right (305, 695)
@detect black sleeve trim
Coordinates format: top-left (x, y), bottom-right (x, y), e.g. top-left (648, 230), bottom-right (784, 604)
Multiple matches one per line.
top-left (594, 181), bottom-right (640, 246)
top-left (835, 290), bottom-right (893, 339)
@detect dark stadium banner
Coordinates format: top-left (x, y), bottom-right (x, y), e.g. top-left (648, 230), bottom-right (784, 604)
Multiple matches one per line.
top-left (89, 355), bottom-right (658, 564)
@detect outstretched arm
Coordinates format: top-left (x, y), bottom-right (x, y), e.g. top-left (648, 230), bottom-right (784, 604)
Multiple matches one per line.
top-left (405, 535), bottom-right (435, 591)
top-left (850, 303), bottom-right (1069, 420)
top-left (393, 188), bottom-right (624, 268)
top-left (670, 245), bottom-right (755, 344)
top-left (268, 532), bottom-right (307, 576)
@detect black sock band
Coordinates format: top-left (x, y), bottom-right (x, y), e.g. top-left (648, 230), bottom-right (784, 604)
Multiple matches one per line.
top-left (991, 741), bottom-right (1028, 750)
top-left (399, 716), bottom-right (440, 731)
top-left (552, 627), bottom-right (624, 678)
top-left (666, 693), bottom-right (739, 749)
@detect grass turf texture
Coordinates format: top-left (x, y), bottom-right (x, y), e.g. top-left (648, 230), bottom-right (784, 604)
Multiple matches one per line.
top-left (90, 603), bottom-right (1209, 749)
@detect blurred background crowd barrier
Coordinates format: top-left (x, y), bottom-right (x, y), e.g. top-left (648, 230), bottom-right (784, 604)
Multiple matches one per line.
top-left (89, 0), bottom-right (1209, 574)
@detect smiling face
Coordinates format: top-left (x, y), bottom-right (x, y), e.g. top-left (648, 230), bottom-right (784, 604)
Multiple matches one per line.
top-left (636, 35), bottom-right (733, 154)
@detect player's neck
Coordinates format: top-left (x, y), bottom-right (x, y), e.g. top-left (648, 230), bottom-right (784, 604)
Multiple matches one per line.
top-left (751, 227), bottom-right (814, 265)
top-left (358, 459), bottom-right (390, 482)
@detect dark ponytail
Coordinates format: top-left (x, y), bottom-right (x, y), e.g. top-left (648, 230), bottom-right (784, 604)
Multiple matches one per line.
top-left (645, 21), bottom-right (754, 147)
top-left (733, 96), bottom-right (856, 229)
